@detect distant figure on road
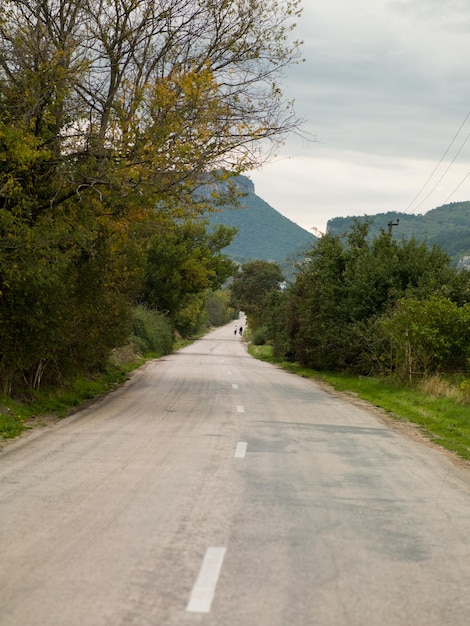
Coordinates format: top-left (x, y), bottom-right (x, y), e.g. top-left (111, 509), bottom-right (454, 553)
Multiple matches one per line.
top-left (239, 326), bottom-right (243, 336)
top-left (234, 325), bottom-right (238, 335)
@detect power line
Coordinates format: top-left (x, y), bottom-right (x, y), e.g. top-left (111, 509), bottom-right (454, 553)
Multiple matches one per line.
top-left (442, 169), bottom-right (470, 204)
top-left (404, 110), bottom-right (470, 213)
top-left (411, 128), bottom-right (470, 212)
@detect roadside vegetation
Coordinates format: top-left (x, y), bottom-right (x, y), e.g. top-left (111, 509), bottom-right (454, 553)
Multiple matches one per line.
top-left (249, 343), bottom-right (470, 462)
top-left (0, 1), bottom-right (302, 410)
top-left (233, 221), bottom-right (470, 463)
top-left (0, 290), bottom-right (237, 442)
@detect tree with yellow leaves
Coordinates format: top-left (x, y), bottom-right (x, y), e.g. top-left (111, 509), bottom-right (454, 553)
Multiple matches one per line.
top-left (0, 0), bottom-right (303, 392)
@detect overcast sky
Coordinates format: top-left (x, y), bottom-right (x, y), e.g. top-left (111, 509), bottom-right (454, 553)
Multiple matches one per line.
top-left (249, 0), bottom-right (470, 235)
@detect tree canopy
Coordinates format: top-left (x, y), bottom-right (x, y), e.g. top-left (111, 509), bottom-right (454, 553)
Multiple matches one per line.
top-left (0, 0), bottom-right (303, 394)
top-left (230, 259), bottom-right (284, 327)
top-left (0, 0), bottom-right (302, 214)
top-left (243, 220), bottom-right (470, 378)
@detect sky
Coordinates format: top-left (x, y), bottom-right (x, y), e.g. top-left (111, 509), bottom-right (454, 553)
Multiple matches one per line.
top-left (249, 0), bottom-right (470, 235)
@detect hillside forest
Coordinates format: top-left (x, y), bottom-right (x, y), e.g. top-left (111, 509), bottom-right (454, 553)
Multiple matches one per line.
top-left (0, 0), bottom-right (302, 396)
top-left (327, 201), bottom-right (470, 265)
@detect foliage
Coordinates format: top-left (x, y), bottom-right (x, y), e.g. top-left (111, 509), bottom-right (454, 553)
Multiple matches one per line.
top-left (0, 410), bottom-right (26, 439)
top-left (205, 290), bottom-right (236, 327)
top-left (261, 289), bottom-right (292, 358)
top-left (377, 297), bottom-right (470, 381)
top-left (230, 260), bottom-right (284, 328)
top-left (250, 326), bottom-right (269, 345)
top-left (0, 0), bottom-right (302, 206)
top-left (248, 344), bottom-right (470, 462)
top-left (460, 379), bottom-right (470, 403)
top-left (0, 201), bottom-right (144, 393)
top-left (282, 220), bottom-right (470, 375)
top-left (141, 219), bottom-right (237, 335)
top-left (131, 306), bottom-right (173, 357)
top-left (0, 364), bottom-right (135, 441)
top-left (0, 0), bottom-right (302, 394)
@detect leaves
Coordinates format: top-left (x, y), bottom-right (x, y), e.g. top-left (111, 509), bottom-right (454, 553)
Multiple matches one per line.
top-left (283, 220), bottom-right (470, 375)
top-left (230, 260), bottom-right (284, 327)
top-left (0, 0), bottom-right (302, 392)
top-left (142, 218), bottom-right (237, 334)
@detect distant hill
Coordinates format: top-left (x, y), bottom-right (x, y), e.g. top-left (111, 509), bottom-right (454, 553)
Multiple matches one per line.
top-left (207, 175), bottom-right (316, 266)
top-left (327, 201), bottom-right (470, 264)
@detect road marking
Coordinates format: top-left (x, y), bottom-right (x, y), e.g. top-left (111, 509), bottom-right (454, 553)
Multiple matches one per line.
top-left (232, 383), bottom-right (239, 389)
top-left (237, 405), bottom-right (245, 413)
top-left (186, 547), bottom-right (226, 613)
top-left (235, 442), bottom-right (247, 458)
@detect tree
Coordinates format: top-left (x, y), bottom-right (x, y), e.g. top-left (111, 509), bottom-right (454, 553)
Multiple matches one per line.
top-left (287, 220), bottom-right (470, 373)
top-left (141, 219), bottom-right (237, 335)
top-left (378, 297), bottom-right (470, 380)
top-left (230, 260), bottom-right (284, 328)
top-left (206, 289), bottom-right (236, 327)
top-left (0, 0), bottom-right (303, 392)
top-left (0, 0), bottom-right (303, 215)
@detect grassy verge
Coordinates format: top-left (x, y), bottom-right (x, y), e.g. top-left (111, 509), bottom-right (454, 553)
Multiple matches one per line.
top-left (0, 328), bottom-right (209, 444)
top-left (0, 362), bottom-right (142, 443)
top-left (249, 344), bottom-right (470, 462)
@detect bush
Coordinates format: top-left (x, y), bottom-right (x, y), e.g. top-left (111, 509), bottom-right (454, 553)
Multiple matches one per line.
top-left (131, 306), bottom-right (173, 357)
top-left (460, 379), bottom-right (470, 404)
top-left (206, 290), bottom-right (235, 326)
top-left (251, 326), bottom-right (269, 345)
top-left (378, 297), bottom-right (470, 380)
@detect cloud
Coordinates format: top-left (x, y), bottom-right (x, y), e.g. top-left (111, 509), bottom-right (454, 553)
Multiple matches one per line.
top-left (388, 0), bottom-right (470, 29)
top-left (251, 0), bottom-right (470, 232)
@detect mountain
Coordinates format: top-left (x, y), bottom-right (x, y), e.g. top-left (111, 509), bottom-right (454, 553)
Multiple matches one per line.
top-left (207, 175), bottom-right (316, 265)
top-left (327, 201), bottom-right (470, 264)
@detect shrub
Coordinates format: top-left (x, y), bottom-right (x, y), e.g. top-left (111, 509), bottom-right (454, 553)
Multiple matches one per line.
top-left (378, 297), bottom-right (470, 380)
top-left (131, 306), bottom-right (173, 357)
top-left (206, 290), bottom-right (235, 326)
top-left (251, 326), bottom-right (269, 345)
top-left (460, 379), bottom-right (470, 404)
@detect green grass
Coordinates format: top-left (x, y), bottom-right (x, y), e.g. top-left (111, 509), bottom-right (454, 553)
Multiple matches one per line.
top-left (0, 411), bottom-right (26, 439)
top-left (4, 335), bottom-right (469, 464)
top-left (0, 364), bottom-right (138, 442)
top-left (249, 344), bottom-right (470, 462)
top-left (0, 330), bottom-right (208, 443)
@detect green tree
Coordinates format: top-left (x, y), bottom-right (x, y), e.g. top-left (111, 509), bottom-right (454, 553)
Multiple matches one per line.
top-left (378, 297), bottom-right (470, 380)
top-left (230, 260), bottom-right (284, 328)
top-left (206, 290), bottom-right (236, 327)
top-left (0, 0), bottom-right (302, 392)
top-left (0, 0), bottom-right (303, 215)
top-left (142, 219), bottom-right (237, 335)
top-left (287, 220), bottom-right (470, 373)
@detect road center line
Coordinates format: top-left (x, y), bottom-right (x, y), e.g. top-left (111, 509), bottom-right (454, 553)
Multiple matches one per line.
top-left (236, 405), bottom-right (245, 413)
top-left (235, 442), bottom-right (247, 458)
top-left (186, 547), bottom-right (226, 613)
top-left (232, 383), bottom-right (239, 389)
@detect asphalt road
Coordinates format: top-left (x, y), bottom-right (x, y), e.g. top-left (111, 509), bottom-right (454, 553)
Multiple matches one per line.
top-left (1, 321), bottom-right (470, 626)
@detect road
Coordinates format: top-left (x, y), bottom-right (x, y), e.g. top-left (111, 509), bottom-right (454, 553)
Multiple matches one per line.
top-left (1, 321), bottom-right (470, 626)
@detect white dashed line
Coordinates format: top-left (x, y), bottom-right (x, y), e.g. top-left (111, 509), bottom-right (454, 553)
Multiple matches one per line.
top-left (232, 383), bottom-right (239, 389)
top-left (236, 405), bottom-right (245, 413)
top-left (186, 547), bottom-right (226, 613)
top-left (235, 442), bottom-right (247, 458)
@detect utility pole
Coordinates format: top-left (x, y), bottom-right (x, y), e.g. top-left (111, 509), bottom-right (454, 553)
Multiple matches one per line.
top-left (387, 218), bottom-right (399, 235)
